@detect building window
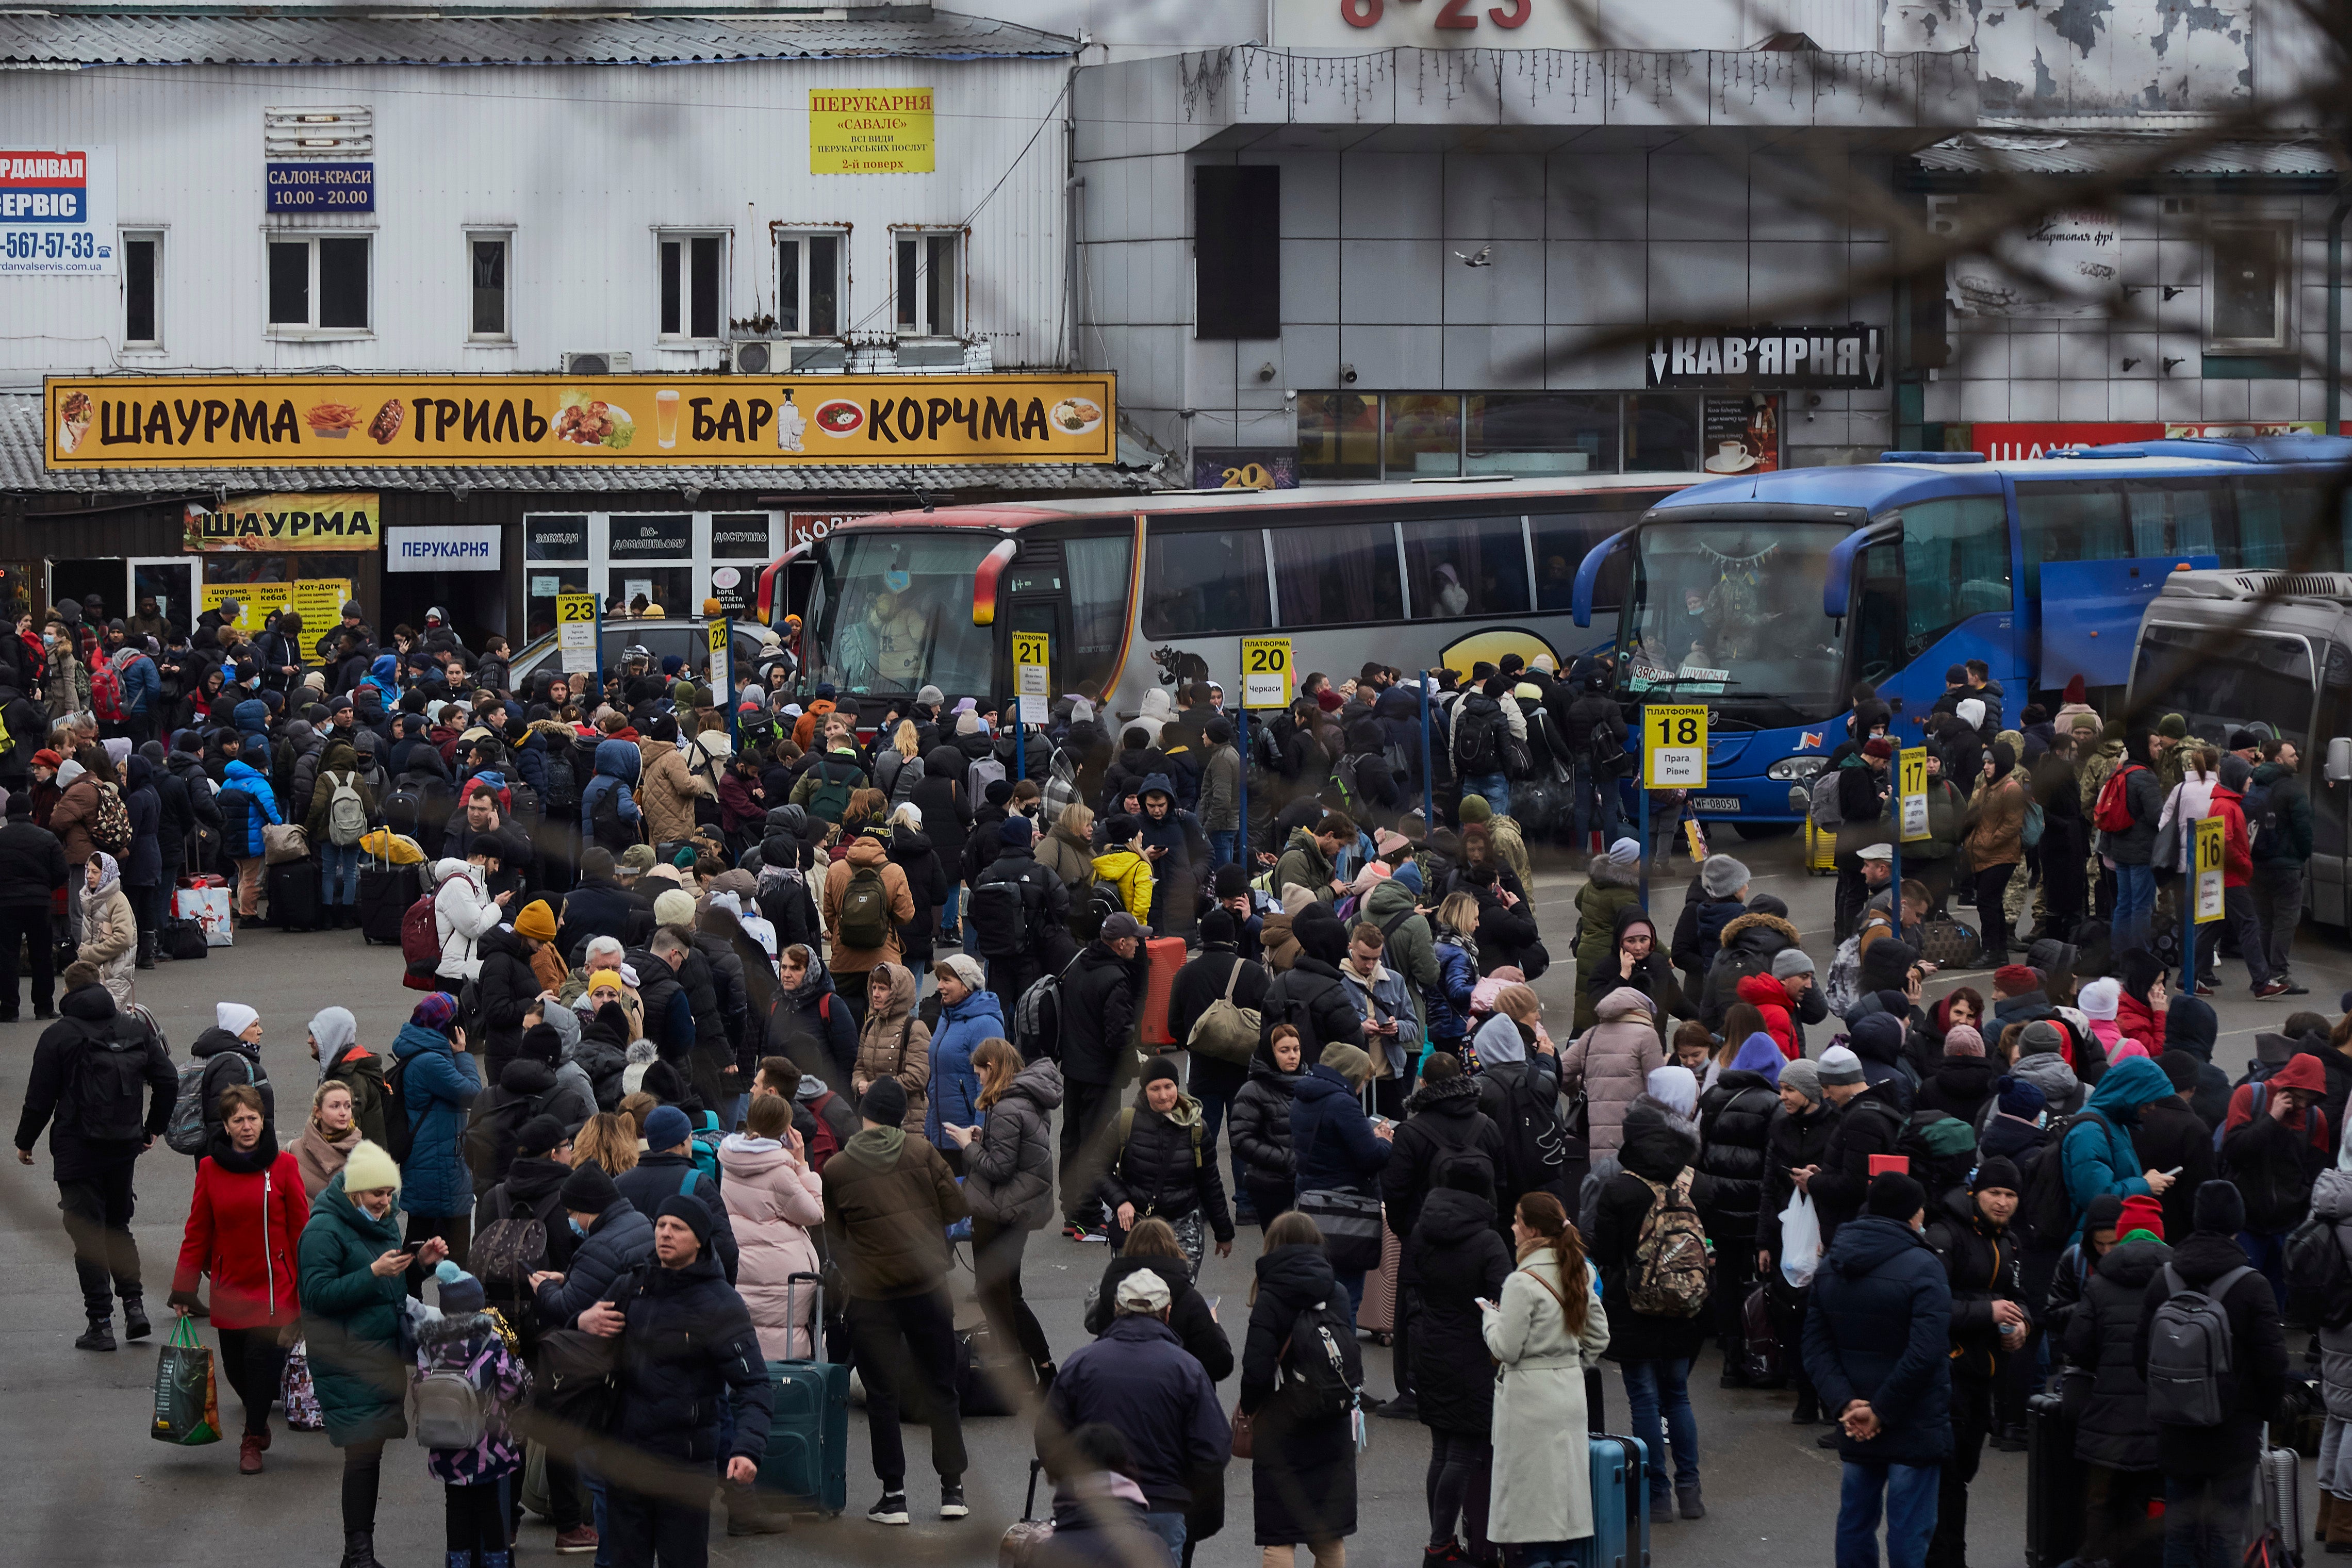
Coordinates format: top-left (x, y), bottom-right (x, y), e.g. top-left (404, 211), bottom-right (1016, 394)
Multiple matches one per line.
top-left (267, 235), bottom-right (371, 333)
top-left (1195, 165), bottom-right (1280, 340)
top-left (2209, 222), bottom-right (2291, 351)
top-left (468, 233), bottom-right (510, 340)
top-left (122, 231), bottom-right (161, 346)
top-left (776, 232), bottom-right (843, 336)
top-left (1468, 394), bottom-right (1618, 475)
top-left (1298, 392), bottom-right (1380, 482)
top-left (894, 231), bottom-right (960, 336)
top-left (659, 234), bottom-right (725, 340)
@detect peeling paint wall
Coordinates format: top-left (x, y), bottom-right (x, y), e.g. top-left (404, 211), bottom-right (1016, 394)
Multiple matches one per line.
top-left (1882, 0), bottom-right (2251, 114)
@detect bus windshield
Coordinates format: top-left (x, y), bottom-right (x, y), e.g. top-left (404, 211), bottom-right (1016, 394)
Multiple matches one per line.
top-left (2132, 621), bottom-right (2315, 750)
top-left (805, 532), bottom-right (998, 698)
top-left (1623, 519), bottom-right (1851, 724)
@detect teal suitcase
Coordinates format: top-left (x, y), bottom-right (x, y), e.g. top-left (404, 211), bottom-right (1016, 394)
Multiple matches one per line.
top-left (757, 1271), bottom-right (848, 1516)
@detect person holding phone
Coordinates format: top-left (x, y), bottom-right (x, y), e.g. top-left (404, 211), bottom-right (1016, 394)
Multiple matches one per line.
top-left (299, 1137), bottom-right (448, 1568)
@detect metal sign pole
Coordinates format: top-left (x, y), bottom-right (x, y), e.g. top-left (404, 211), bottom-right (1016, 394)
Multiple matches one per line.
top-left (1418, 670), bottom-right (1435, 833)
top-left (1637, 701), bottom-right (1650, 906)
top-left (2181, 813), bottom-right (2195, 991)
top-left (1236, 704), bottom-right (1249, 873)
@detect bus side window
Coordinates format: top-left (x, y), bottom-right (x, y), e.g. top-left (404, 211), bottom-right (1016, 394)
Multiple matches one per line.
top-left (1898, 496), bottom-right (2011, 657)
top-left (2314, 640), bottom-right (2352, 866)
top-left (1404, 515), bottom-right (1528, 620)
top-left (2017, 484), bottom-right (2126, 597)
top-left (1273, 522), bottom-right (1403, 627)
top-left (1065, 535), bottom-right (1134, 693)
top-left (1140, 527), bottom-right (1268, 638)
top-left (2124, 481), bottom-right (2221, 559)
top-left (2232, 478), bottom-right (2325, 571)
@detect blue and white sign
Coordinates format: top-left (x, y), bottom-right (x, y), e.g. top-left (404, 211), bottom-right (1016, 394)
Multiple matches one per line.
top-left (387, 525), bottom-right (501, 572)
top-left (266, 161), bottom-right (374, 212)
top-left (0, 145), bottom-right (116, 276)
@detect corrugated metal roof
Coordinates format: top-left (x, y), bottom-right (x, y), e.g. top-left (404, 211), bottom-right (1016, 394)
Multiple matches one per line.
top-left (1914, 128), bottom-right (2342, 178)
top-left (0, 9), bottom-right (1077, 68)
top-left (0, 394), bottom-right (1160, 494)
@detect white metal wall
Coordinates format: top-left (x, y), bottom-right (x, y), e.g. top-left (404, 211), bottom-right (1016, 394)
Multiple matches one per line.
top-left (0, 55), bottom-right (1073, 376)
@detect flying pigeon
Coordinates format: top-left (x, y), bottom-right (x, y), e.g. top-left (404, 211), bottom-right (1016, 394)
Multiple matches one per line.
top-left (1454, 246), bottom-right (1494, 267)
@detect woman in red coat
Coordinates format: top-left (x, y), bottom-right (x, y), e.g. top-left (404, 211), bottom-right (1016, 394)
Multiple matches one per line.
top-left (171, 1083), bottom-right (309, 1474)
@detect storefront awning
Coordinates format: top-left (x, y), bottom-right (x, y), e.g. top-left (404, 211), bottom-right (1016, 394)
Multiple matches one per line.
top-left (0, 394), bottom-right (1169, 498)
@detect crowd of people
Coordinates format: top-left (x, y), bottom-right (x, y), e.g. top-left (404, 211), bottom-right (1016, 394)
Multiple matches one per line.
top-left (6, 604), bottom-right (2350, 1568)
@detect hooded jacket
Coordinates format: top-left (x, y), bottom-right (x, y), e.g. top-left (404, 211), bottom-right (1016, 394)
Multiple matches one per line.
top-left (634, 736), bottom-right (706, 847)
top-left (2219, 1050), bottom-right (2333, 1231)
top-left (2248, 758), bottom-right (2314, 866)
top-left (532, 1197), bottom-right (655, 1330)
top-left (1570, 853), bottom-right (1643, 1031)
top-left (2061, 1233), bottom-right (2169, 1470)
top-left (1922, 1185), bottom-right (2026, 1379)
top-left (217, 756), bottom-right (283, 857)
top-left (613, 1249), bottom-right (774, 1470)
top-left (966, 1057), bottom-right (1062, 1230)
top-left (579, 738), bottom-right (643, 844)
top-left (851, 963), bottom-right (930, 1133)
top-left (1698, 909), bottom-right (1803, 1030)
top-left (819, 1124), bottom-right (966, 1299)
top-left (1588, 1111), bottom-right (1707, 1363)
top-left (1695, 1064), bottom-right (1779, 1245)
top-left (1404, 1181), bottom-right (1514, 1435)
top-left (1378, 1071), bottom-right (1507, 1246)
top-left (2060, 1056), bottom-right (2176, 1243)
top-left (1802, 1214), bottom-right (1954, 1468)
top-left (823, 835), bottom-right (915, 975)
top-left (1559, 986), bottom-right (1665, 1157)
top-left (297, 1173), bottom-right (412, 1445)
top-left (392, 1019), bottom-right (482, 1217)
top-left (1290, 1062), bottom-right (1391, 1198)
top-left (765, 954), bottom-right (860, 1087)
top-left (431, 857), bottom-right (501, 982)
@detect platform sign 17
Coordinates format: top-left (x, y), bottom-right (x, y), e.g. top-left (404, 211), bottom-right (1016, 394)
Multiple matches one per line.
top-left (1899, 746), bottom-right (1929, 841)
top-left (1644, 705), bottom-right (1707, 789)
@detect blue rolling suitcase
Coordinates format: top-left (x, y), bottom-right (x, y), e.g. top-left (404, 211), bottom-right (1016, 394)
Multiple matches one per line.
top-left (758, 1270), bottom-right (848, 1517)
top-left (1572, 1433), bottom-right (1649, 1568)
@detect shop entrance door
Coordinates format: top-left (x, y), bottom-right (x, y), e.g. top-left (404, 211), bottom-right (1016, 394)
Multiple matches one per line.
top-left (48, 559), bottom-right (127, 625)
top-left (128, 558), bottom-right (196, 638)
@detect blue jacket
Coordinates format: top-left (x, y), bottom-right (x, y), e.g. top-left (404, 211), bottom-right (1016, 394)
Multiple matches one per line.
top-left (533, 1197), bottom-right (654, 1328)
top-left (393, 1021), bottom-right (481, 1217)
top-left (1289, 1063), bottom-right (1391, 1198)
top-left (366, 655), bottom-right (401, 709)
top-left (232, 698), bottom-right (272, 753)
top-left (924, 987), bottom-right (1004, 1149)
top-left (113, 651), bottom-right (159, 715)
top-left (1425, 933), bottom-right (1478, 1041)
top-left (1042, 1312), bottom-right (1231, 1514)
top-left (218, 757), bottom-right (282, 857)
top-left (511, 730), bottom-right (550, 802)
top-left (1802, 1213), bottom-right (1953, 1468)
top-left (580, 738), bottom-right (643, 837)
top-left (2060, 1054), bottom-right (2174, 1242)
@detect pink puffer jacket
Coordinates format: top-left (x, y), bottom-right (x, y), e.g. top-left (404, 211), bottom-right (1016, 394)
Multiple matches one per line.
top-left (1559, 985), bottom-right (1666, 1158)
top-left (717, 1132), bottom-right (827, 1360)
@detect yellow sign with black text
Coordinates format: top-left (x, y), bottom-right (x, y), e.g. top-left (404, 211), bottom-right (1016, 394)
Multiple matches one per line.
top-left (44, 374), bottom-right (1114, 469)
top-left (2194, 815), bottom-right (2225, 924)
top-left (185, 492), bottom-right (377, 552)
top-left (1241, 638), bottom-right (1294, 710)
top-left (809, 89), bottom-right (935, 173)
top-left (1644, 705), bottom-right (1707, 789)
top-left (1899, 746), bottom-right (1928, 841)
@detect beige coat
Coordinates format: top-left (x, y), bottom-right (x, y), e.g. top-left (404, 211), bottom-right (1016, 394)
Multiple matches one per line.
top-left (635, 737), bottom-right (709, 847)
top-left (1485, 1253), bottom-right (1612, 1543)
top-left (851, 963), bottom-right (931, 1133)
top-left (1558, 985), bottom-right (1665, 1158)
top-left (78, 879), bottom-right (136, 1006)
top-left (822, 834), bottom-right (915, 975)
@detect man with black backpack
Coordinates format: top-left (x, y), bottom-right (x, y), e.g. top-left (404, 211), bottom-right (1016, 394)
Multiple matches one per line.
top-left (1057, 912), bottom-right (1152, 1241)
top-left (969, 816), bottom-right (1070, 1018)
top-left (2133, 1180), bottom-right (2288, 1567)
top-left (13, 959), bottom-right (176, 1350)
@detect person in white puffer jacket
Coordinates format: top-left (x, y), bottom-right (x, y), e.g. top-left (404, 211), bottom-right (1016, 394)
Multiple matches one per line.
top-left (431, 855), bottom-right (503, 983)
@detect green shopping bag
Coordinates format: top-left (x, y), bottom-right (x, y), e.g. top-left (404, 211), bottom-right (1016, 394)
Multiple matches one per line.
top-left (151, 1315), bottom-right (221, 1445)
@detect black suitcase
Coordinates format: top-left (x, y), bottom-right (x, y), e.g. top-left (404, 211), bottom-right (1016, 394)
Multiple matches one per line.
top-left (2025, 1390), bottom-right (2085, 1568)
top-left (269, 859), bottom-right (322, 932)
top-left (358, 863), bottom-right (420, 945)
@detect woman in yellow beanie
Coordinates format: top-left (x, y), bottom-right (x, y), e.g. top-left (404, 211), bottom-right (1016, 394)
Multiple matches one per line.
top-left (512, 899), bottom-right (565, 993)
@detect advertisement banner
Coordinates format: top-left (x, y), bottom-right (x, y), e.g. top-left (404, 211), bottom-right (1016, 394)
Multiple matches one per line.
top-left (809, 89), bottom-right (934, 173)
top-left (198, 580), bottom-right (351, 648)
top-left (0, 146), bottom-right (116, 277)
top-left (45, 374), bottom-right (1115, 469)
top-left (1701, 394), bottom-right (1781, 474)
top-left (387, 525), bottom-right (500, 573)
top-left (1947, 205), bottom-right (2120, 319)
top-left (1964, 421), bottom-right (2324, 460)
top-left (1646, 327), bottom-right (1882, 390)
top-left (1192, 447), bottom-right (1299, 490)
top-left (286, 580), bottom-right (352, 647)
top-left (786, 510), bottom-right (878, 553)
top-left (265, 162), bottom-right (373, 213)
top-left (184, 492), bottom-right (380, 552)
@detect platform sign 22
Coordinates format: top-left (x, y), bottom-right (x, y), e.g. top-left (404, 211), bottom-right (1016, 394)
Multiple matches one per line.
top-left (1644, 705), bottom-right (1707, 789)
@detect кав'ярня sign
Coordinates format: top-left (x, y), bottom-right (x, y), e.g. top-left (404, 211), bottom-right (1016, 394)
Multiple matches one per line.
top-left (44, 373), bottom-right (1117, 468)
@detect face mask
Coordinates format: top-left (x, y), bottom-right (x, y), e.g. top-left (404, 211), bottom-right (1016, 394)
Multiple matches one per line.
top-left (568, 1217), bottom-right (587, 1239)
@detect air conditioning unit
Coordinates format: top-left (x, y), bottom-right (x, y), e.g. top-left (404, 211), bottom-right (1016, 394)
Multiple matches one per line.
top-left (561, 351), bottom-right (633, 376)
top-left (730, 340), bottom-right (777, 374)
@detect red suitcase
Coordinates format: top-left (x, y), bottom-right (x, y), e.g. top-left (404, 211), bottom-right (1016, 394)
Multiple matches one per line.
top-left (1139, 935), bottom-right (1186, 1047)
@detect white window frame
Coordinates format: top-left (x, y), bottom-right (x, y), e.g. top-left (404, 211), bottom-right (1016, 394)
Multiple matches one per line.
top-left (891, 226), bottom-right (963, 338)
top-left (263, 230), bottom-right (375, 339)
top-left (2206, 220), bottom-right (2293, 353)
top-left (466, 228), bottom-right (515, 345)
top-left (772, 228), bottom-right (848, 337)
top-left (121, 227), bottom-right (164, 351)
top-left (656, 229), bottom-right (729, 343)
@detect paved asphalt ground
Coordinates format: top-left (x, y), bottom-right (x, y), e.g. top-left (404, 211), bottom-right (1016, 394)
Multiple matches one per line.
top-left (0, 834), bottom-right (2329, 1565)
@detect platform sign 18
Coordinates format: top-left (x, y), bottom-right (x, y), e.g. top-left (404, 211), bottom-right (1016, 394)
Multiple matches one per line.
top-left (1644, 705), bottom-right (1707, 789)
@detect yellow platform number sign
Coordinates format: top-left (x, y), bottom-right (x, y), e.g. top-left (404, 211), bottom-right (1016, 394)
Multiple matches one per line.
top-left (1241, 638), bottom-right (1294, 710)
top-left (1644, 705), bottom-right (1707, 789)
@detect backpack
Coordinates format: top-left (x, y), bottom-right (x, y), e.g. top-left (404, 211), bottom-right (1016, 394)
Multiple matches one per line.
top-left (835, 863), bottom-right (891, 949)
top-left (504, 777), bottom-right (540, 823)
top-left (2145, 1262), bottom-right (2256, 1426)
top-left (90, 657), bottom-right (125, 722)
top-left (2093, 763), bottom-right (2145, 834)
top-left (686, 1116), bottom-right (725, 1188)
top-left (71, 1016), bottom-right (156, 1144)
top-left (805, 755), bottom-right (853, 824)
top-left (1500, 727), bottom-right (1537, 781)
top-left (803, 1086), bottom-right (858, 1172)
top-left (2022, 1110), bottom-right (2113, 1246)
top-left (1627, 1170), bottom-right (1713, 1316)
top-left (966, 753), bottom-right (1008, 802)
top-left (401, 894), bottom-right (442, 990)
top-left (411, 1358), bottom-right (489, 1450)
top-left (1810, 768), bottom-right (1847, 830)
top-left (165, 1050), bottom-right (251, 1154)
top-left (381, 787), bottom-right (423, 842)
top-left (2284, 1213), bottom-right (2352, 1330)
top-left (2241, 776), bottom-right (2279, 851)
top-left (1085, 882), bottom-right (1124, 931)
top-left (1277, 1296), bottom-right (1363, 1418)
top-left (1012, 954), bottom-right (1082, 1062)
top-left (542, 751), bottom-right (579, 815)
top-left (380, 1054), bottom-right (417, 1163)
top-left (968, 877), bottom-right (1029, 960)
top-left (1186, 959), bottom-right (1261, 1067)
top-left (591, 784), bottom-right (636, 852)
top-left (883, 751), bottom-right (924, 808)
top-left (1822, 935), bottom-right (1863, 1018)
top-left (2021, 796), bottom-right (2046, 849)
top-left (324, 771), bottom-right (369, 847)
top-left (1588, 717), bottom-right (1635, 780)
top-left (90, 781), bottom-right (131, 855)
top-left (1454, 705), bottom-right (1502, 776)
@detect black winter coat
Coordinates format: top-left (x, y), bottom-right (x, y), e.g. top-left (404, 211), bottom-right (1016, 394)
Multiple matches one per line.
top-left (2131, 1097), bottom-right (2217, 1248)
top-left (1378, 1074), bottom-right (1507, 1249)
top-left (472, 925), bottom-right (539, 1079)
top-left (1913, 1053), bottom-right (2000, 1127)
top-left (1454, 872), bottom-right (1542, 977)
top-left (1059, 939), bottom-right (1148, 1087)
top-left (1168, 947), bottom-right (1268, 1105)
top-left (1228, 1048), bottom-right (1301, 1186)
top-left (1081, 1251), bottom-right (1235, 1381)
top-left (616, 1152), bottom-right (740, 1285)
top-left (613, 1251), bottom-right (774, 1466)
top-left (2133, 1230), bottom-right (2288, 1477)
top-left (1405, 1185), bottom-right (1513, 1437)
top-left (1589, 1114), bottom-right (1707, 1363)
top-left (1695, 1070), bottom-right (1778, 1246)
top-left (0, 817), bottom-right (67, 906)
top-left (1922, 1186), bottom-right (2025, 1380)
top-left (907, 750), bottom-right (973, 865)
top-left (1757, 1102), bottom-right (1837, 1262)
top-left (1238, 1243), bottom-right (1355, 1546)
top-left (1258, 958), bottom-right (1368, 1055)
top-left (1103, 1101), bottom-right (1233, 1243)
top-left (558, 876), bottom-right (647, 959)
top-left (1810, 1082), bottom-right (1907, 1244)
top-left (1802, 1214), bottom-right (1953, 1467)
top-left (887, 824), bottom-right (946, 963)
top-left (532, 1199), bottom-right (654, 1329)
top-left (2061, 1235), bottom-right (2169, 1470)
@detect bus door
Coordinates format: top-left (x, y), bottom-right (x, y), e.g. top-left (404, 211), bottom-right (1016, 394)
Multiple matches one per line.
top-left (1849, 495), bottom-right (2018, 748)
top-left (2313, 640), bottom-right (2352, 927)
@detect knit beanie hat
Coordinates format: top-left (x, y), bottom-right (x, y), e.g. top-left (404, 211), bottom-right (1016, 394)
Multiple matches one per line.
top-left (1996, 1075), bottom-right (2048, 1120)
top-left (1773, 948), bottom-right (1816, 980)
top-left (1817, 1045), bottom-right (1865, 1086)
top-left (2194, 1180), bottom-right (2246, 1235)
top-left (656, 1193), bottom-right (714, 1246)
top-left (433, 1260), bottom-right (486, 1315)
top-left (1970, 1156), bottom-right (2022, 1195)
top-left (341, 1139), bottom-right (401, 1194)
top-left (1867, 1171), bottom-right (1927, 1221)
top-left (515, 1115), bottom-right (568, 1160)
top-left (2117, 1194), bottom-right (2167, 1242)
top-left (513, 899), bottom-right (558, 943)
top-left (653, 888), bottom-right (697, 929)
top-left (558, 1161), bottom-right (619, 1213)
top-left (1943, 1025), bottom-right (1985, 1059)
top-left (1139, 1054), bottom-right (1182, 1089)
top-left (861, 1076), bottom-right (909, 1127)
top-left (1457, 794), bottom-right (1492, 824)
top-left (1700, 853), bottom-right (1750, 898)
top-left (2158, 1050), bottom-right (2202, 1093)
top-left (2078, 978), bottom-right (2121, 1021)
top-left (2018, 1020), bottom-right (2068, 1057)
top-left (1778, 1059), bottom-right (1823, 1105)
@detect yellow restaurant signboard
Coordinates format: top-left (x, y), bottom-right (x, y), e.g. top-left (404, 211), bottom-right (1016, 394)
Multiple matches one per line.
top-left (44, 373), bottom-right (1115, 469)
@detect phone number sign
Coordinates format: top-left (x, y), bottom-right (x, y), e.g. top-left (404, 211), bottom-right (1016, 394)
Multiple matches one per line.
top-left (0, 146), bottom-right (116, 276)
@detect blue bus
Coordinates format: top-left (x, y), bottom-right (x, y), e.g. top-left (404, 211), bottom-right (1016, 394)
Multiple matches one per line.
top-left (1570, 434), bottom-right (2352, 829)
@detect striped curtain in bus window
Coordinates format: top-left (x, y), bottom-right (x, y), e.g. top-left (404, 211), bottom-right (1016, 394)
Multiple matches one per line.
top-left (1064, 536), bottom-right (1133, 685)
top-left (1405, 515), bottom-right (1529, 619)
top-left (2125, 484), bottom-right (2218, 559)
top-left (1273, 522), bottom-right (1400, 627)
top-left (2232, 480), bottom-right (2324, 571)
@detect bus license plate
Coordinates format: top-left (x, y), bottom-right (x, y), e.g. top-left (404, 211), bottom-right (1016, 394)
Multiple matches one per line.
top-left (1692, 797), bottom-right (1744, 812)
